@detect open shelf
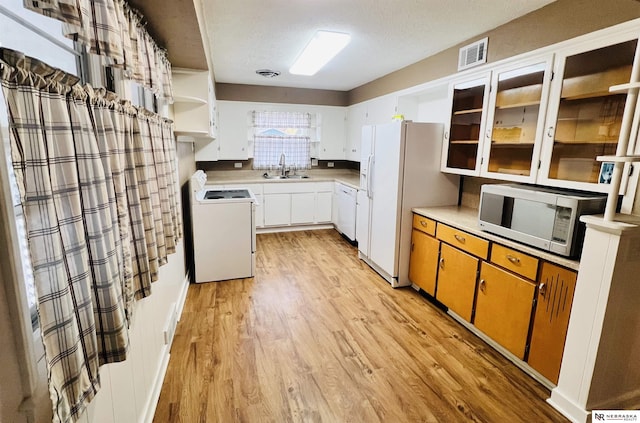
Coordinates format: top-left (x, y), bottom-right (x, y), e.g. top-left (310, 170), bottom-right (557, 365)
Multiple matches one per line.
top-left (561, 65), bottom-right (632, 100)
top-left (450, 140), bottom-right (480, 145)
top-left (173, 95), bottom-right (207, 104)
top-left (453, 108), bottom-right (483, 115)
top-left (491, 140), bottom-right (535, 146)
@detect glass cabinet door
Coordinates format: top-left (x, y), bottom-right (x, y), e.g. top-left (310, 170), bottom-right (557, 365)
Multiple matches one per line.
top-left (540, 38), bottom-right (638, 191)
top-left (481, 58), bottom-right (553, 182)
top-left (441, 75), bottom-right (490, 176)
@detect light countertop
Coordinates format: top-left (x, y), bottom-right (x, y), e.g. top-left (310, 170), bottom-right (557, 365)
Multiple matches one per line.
top-left (205, 169), bottom-right (360, 189)
top-left (412, 205), bottom-right (581, 270)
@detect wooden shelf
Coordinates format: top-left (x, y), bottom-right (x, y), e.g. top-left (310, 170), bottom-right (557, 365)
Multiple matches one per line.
top-left (450, 140), bottom-right (480, 145)
top-left (491, 140), bottom-right (535, 146)
top-left (453, 108), bottom-right (483, 115)
top-left (496, 100), bottom-right (540, 110)
top-left (561, 65), bottom-right (632, 100)
top-left (554, 139), bottom-right (618, 145)
top-left (496, 84), bottom-right (542, 109)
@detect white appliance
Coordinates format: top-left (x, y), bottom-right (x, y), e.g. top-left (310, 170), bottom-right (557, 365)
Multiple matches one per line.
top-left (358, 121), bottom-right (460, 287)
top-left (335, 182), bottom-right (357, 242)
top-left (190, 171), bottom-right (257, 282)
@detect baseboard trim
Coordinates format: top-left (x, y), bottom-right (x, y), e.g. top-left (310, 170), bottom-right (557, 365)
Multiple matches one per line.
top-left (548, 388), bottom-right (589, 423)
top-left (141, 346), bottom-right (171, 423)
top-left (257, 224), bottom-right (334, 234)
top-left (176, 273), bottom-right (190, 320)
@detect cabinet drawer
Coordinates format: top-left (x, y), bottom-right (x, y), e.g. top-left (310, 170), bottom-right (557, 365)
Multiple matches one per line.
top-left (412, 214), bottom-right (436, 236)
top-left (490, 244), bottom-right (538, 280)
top-left (264, 181), bottom-right (315, 194)
top-left (436, 224), bottom-right (489, 259)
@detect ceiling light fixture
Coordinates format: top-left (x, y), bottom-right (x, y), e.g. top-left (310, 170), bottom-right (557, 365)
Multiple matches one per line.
top-left (289, 30), bottom-right (351, 76)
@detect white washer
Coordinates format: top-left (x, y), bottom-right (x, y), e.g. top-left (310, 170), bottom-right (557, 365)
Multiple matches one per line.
top-left (190, 171), bottom-right (256, 282)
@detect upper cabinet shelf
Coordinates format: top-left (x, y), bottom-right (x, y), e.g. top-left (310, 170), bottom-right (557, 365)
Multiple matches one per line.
top-left (173, 95), bottom-right (208, 104)
top-left (171, 69), bottom-right (217, 141)
top-left (561, 65), bottom-right (633, 100)
top-left (441, 74), bottom-right (491, 176)
top-left (539, 37), bottom-right (638, 193)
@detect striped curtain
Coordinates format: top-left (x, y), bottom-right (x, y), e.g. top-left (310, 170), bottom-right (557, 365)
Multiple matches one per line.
top-left (24, 0), bottom-right (173, 101)
top-left (0, 48), bottom-right (181, 423)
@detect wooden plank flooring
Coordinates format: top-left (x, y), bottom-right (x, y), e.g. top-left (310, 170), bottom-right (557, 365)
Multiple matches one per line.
top-left (154, 229), bottom-right (569, 422)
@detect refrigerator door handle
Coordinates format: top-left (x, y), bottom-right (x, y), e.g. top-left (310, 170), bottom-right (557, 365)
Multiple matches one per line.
top-left (367, 155), bottom-right (374, 199)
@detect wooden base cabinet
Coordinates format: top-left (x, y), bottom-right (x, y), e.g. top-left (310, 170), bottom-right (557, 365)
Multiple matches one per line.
top-left (408, 229), bottom-right (440, 295)
top-left (435, 243), bottom-right (479, 322)
top-left (527, 262), bottom-right (577, 384)
top-left (474, 262), bottom-right (536, 360)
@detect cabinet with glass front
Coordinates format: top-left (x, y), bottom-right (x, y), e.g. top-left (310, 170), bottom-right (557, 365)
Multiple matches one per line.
top-left (441, 74), bottom-right (490, 176)
top-left (481, 57), bottom-right (553, 182)
top-left (538, 37), bottom-right (638, 192)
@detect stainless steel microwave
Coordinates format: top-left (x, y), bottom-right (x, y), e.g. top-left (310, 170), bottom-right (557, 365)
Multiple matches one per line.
top-left (478, 184), bottom-right (607, 257)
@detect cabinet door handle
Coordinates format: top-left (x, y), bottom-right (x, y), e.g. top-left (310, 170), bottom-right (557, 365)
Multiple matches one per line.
top-left (479, 279), bottom-right (486, 292)
top-left (454, 234), bottom-right (466, 243)
top-left (506, 254), bottom-right (520, 264)
top-left (486, 129), bottom-right (491, 139)
top-left (547, 126), bottom-right (554, 138)
top-left (411, 242), bottom-right (415, 252)
top-left (539, 282), bottom-right (547, 298)
top-left (439, 257), bottom-right (445, 269)
top-left (420, 220), bottom-right (428, 228)
top-left (444, 131), bottom-right (449, 140)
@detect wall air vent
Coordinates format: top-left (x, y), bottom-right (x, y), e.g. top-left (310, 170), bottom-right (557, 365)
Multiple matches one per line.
top-left (458, 37), bottom-right (488, 71)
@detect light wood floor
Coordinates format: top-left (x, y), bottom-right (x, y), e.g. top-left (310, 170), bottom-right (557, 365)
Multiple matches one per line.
top-left (154, 229), bottom-right (569, 423)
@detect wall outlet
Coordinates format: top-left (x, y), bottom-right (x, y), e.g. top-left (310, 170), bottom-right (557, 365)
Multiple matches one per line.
top-left (327, 162), bottom-right (335, 168)
top-left (311, 158), bottom-right (319, 167)
top-left (234, 162), bottom-right (242, 168)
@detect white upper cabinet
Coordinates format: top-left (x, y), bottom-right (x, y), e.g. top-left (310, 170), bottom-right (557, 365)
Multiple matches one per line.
top-left (172, 69), bottom-right (217, 139)
top-left (345, 95), bottom-right (397, 162)
top-left (317, 107), bottom-right (346, 160)
top-left (441, 73), bottom-right (491, 176)
top-left (480, 56), bottom-right (554, 183)
top-left (346, 103), bottom-right (367, 161)
top-left (538, 35), bottom-right (639, 193)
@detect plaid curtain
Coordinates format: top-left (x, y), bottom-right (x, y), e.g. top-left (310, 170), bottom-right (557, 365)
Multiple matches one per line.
top-left (252, 111), bottom-right (312, 169)
top-left (0, 48), bottom-right (182, 423)
top-left (24, 0), bottom-right (173, 101)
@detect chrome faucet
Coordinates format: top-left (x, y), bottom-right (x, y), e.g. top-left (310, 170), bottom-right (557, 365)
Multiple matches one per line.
top-left (279, 153), bottom-right (286, 177)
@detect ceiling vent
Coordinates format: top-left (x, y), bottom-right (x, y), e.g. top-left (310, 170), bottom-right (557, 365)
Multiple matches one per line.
top-left (458, 37), bottom-right (488, 71)
top-left (256, 69), bottom-right (280, 78)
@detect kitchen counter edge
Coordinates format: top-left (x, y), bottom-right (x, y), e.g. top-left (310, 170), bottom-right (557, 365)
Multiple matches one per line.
top-left (206, 170), bottom-right (360, 190)
top-left (412, 205), bottom-right (580, 271)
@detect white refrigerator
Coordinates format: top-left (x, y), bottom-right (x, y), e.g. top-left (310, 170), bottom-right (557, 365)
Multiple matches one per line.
top-left (357, 121), bottom-right (460, 287)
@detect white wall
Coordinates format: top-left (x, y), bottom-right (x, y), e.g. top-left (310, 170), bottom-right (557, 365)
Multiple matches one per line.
top-left (79, 243), bottom-right (188, 423)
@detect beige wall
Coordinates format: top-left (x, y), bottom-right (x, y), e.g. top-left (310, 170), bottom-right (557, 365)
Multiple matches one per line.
top-left (216, 83), bottom-right (349, 106)
top-left (349, 0), bottom-right (640, 104)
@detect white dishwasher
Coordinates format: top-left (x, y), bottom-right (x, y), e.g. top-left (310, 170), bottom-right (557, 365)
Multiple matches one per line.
top-left (190, 171), bottom-right (256, 282)
top-left (336, 183), bottom-right (357, 242)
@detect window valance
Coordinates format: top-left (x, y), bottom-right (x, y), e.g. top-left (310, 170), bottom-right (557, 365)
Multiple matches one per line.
top-left (24, 0), bottom-right (173, 101)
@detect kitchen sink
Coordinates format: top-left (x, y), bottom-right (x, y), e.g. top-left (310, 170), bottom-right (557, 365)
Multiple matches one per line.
top-left (262, 173), bottom-right (310, 180)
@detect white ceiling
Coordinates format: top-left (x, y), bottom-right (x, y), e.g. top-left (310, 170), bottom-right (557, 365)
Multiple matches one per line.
top-left (197, 0), bottom-right (557, 91)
